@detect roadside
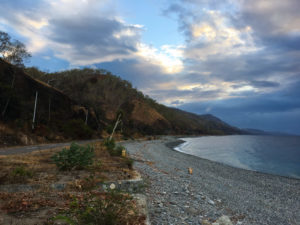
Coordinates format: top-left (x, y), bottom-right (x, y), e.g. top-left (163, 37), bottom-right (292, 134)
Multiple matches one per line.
top-left (0, 140), bottom-right (148, 225)
top-left (0, 139), bottom-right (102, 155)
top-left (123, 136), bottom-right (300, 225)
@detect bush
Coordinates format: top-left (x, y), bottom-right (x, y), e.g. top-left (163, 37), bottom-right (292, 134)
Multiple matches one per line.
top-left (103, 138), bottom-right (115, 151)
top-left (124, 158), bottom-right (134, 169)
top-left (104, 139), bottom-right (125, 157)
top-left (113, 145), bottom-right (124, 157)
top-left (54, 191), bottom-right (142, 225)
top-left (51, 143), bottom-right (94, 170)
top-left (63, 119), bottom-right (94, 139)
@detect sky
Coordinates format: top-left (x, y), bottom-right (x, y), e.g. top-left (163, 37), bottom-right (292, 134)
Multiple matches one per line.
top-left (1, 0), bottom-right (300, 134)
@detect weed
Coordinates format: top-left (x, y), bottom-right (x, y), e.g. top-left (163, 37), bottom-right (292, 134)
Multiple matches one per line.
top-left (51, 143), bottom-right (94, 171)
top-left (9, 166), bottom-right (33, 183)
top-left (124, 158), bottom-right (134, 169)
top-left (54, 191), bottom-right (143, 225)
top-left (74, 175), bottom-right (98, 191)
top-left (94, 160), bottom-right (102, 170)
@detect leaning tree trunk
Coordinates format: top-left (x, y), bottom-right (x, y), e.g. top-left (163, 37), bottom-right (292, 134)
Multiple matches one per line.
top-left (32, 91), bottom-right (38, 130)
top-left (109, 114), bottom-right (122, 141)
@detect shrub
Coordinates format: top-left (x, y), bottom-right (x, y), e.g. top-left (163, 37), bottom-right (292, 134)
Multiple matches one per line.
top-left (103, 139), bottom-right (128, 157)
top-left (113, 145), bottom-right (124, 157)
top-left (51, 143), bottom-right (94, 170)
top-left (54, 191), bottom-right (142, 225)
top-left (63, 119), bottom-right (94, 139)
top-left (124, 158), bottom-right (134, 169)
top-left (103, 138), bottom-right (115, 151)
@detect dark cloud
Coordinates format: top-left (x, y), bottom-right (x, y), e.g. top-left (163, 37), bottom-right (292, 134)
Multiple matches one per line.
top-left (162, 0), bottom-right (300, 134)
top-left (48, 16), bottom-right (141, 64)
top-left (180, 81), bottom-right (300, 134)
top-left (250, 80), bottom-right (280, 88)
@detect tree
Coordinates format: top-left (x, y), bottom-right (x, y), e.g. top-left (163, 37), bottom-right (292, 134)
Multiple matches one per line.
top-left (0, 31), bottom-right (31, 67)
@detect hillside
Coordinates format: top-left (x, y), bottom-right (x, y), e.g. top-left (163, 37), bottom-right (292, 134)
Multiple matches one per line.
top-left (26, 66), bottom-right (242, 136)
top-left (0, 60), bottom-right (242, 146)
top-left (0, 59), bottom-right (97, 146)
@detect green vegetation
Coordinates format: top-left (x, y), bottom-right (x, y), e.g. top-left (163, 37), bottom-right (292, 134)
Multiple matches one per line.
top-left (124, 158), bottom-right (134, 169)
top-left (104, 139), bottom-right (126, 157)
top-left (51, 143), bottom-right (94, 170)
top-left (63, 119), bottom-right (94, 139)
top-left (0, 31), bottom-right (31, 68)
top-left (54, 191), bottom-right (140, 225)
top-left (103, 138), bottom-right (116, 152)
top-left (9, 166), bottom-right (33, 183)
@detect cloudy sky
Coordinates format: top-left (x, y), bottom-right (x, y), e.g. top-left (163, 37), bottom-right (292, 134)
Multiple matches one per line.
top-left (1, 0), bottom-right (300, 134)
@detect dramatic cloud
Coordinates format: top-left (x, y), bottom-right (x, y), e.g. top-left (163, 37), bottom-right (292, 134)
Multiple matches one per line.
top-left (0, 0), bottom-right (183, 74)
top-left (1, 0), bottom-right (299, 133)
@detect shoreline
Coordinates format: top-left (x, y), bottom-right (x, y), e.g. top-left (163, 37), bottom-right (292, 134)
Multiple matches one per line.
top-left (166, 137), bottom-right (300, 181)
top-left (124, 136), bottom-right (300, 225)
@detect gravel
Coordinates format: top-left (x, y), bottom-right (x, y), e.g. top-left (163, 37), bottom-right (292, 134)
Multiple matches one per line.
top-left (123, 136), bottom-right (300, 225)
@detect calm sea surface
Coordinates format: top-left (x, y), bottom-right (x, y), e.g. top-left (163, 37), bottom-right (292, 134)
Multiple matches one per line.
top-left (174, 135), bottom-right (300, 179)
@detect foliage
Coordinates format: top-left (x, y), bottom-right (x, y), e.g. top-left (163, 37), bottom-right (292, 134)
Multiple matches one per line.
top-left (124, 158), bottom-right (134, 169)
top-left (103, 138), bottom-right (116, 151)
top-left (0, 31), bottom-right (31, 67)
top-left (24, 67), bottom-right (46, 79)
top-left (51, 143), bottom-right (94, 170)
top-left (54, 191), bottom-right (141, 225)
top-left (63, 119), bottom-right (94, 139)
top-left (105, 124), bottom-right (114, 134)
top-left (9, 166), bottom-right (33, 183)
top-left (0, 81), bottom-right (20, 119)
top-left (104, 139), bottom-right (125, 157)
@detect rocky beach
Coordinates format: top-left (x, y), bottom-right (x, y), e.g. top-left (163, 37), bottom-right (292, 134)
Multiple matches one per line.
top-left (123, 136), bottom-right (300, 225)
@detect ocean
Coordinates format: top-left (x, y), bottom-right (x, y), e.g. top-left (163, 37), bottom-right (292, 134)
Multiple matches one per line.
top-left (174, 135), bottom-right (300, 179)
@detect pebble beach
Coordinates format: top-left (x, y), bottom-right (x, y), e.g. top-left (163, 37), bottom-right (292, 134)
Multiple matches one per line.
top-left (123, 136), bottom-right (300, 225)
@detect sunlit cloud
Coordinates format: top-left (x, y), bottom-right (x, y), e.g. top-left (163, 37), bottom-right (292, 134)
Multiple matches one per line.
top-left (0, 0), bottom-right (300, 133)
top-left (136, 44), bottom-right (184, 74)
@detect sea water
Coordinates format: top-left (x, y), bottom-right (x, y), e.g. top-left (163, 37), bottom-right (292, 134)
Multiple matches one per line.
top-left (174, 135), bottom-right (300, 179)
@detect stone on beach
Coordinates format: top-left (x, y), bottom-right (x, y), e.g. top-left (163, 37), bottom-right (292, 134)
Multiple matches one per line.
top-left (215, 215), bottom-right (233, 225)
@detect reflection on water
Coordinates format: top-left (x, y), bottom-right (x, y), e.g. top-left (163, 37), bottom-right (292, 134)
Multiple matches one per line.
top-left (175, 135), bottom-right (300, 179)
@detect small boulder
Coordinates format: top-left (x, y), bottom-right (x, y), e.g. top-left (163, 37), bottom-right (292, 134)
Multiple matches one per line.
top-left (216, 215), bottom-right (233, 225)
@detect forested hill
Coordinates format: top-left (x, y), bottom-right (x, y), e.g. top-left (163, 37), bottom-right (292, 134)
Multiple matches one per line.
top-left (25, 65), bottom-right (242, 136)
top-left (0, 59), bottom-right (242, 146)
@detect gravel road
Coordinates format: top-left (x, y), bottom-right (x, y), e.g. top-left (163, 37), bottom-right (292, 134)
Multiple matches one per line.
top-left (0, 139), bottom-right (101, 155)
top-left (123, 136), bottom-right (300, 225)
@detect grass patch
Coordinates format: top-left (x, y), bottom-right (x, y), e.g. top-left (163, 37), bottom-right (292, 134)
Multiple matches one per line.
top-left (10, 166), bottom-right (33, 183)
top-left (54, 191), bottom-right (144, 225)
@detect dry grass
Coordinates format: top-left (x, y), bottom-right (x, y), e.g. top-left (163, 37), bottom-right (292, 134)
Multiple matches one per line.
top-left (0, 141), bottom-right (136, 186)
top-left (0, 141), bottom-right (145, 225)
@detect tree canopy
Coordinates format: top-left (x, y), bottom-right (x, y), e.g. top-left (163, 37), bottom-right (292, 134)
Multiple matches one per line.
top-left (0, 31), bottom-right (31, 67)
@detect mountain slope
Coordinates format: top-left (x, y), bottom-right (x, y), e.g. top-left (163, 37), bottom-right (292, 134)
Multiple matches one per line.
top-left (28, 67), bottom-right (242, 136)
top-left (0, 59), bottom-right (97, 146)
top-left (0, 59), bottom-right (242, 147)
